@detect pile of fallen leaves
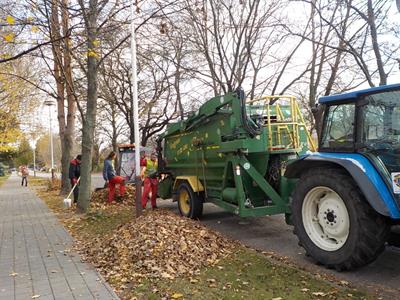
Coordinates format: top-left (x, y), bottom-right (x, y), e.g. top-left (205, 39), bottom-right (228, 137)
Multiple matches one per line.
top-left (46, 178), bottom-right (61, 191)
top-left (90, 184), bottom-right (135, 206)
top-left (77, 210), bottom-right (235, 286)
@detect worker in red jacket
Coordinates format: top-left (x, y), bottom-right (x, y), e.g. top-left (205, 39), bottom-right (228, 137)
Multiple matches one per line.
top-left (140, 152), bottom-right (158, 210)
top-left (68, 154), bottom-right (81, 203)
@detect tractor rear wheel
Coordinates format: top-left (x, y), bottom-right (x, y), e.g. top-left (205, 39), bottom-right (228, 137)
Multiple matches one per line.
top-left (292, 168), bottom-right (390, 270)
top-left (177, 182), bottom-right (203, 219)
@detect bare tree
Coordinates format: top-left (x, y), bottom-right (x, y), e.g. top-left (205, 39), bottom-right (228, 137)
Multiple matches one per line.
top-left (76, 0), bottom-right (101, 212)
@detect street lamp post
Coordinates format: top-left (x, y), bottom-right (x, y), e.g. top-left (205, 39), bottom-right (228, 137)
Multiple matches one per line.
top-left (44, 100), bottom-right (55, 180)
top-left (131, 1), bottom-right (142, 217)
top-left (33, 144), bottom-right (36, 177)
top-left (29, 138), bottom-right (38, 177)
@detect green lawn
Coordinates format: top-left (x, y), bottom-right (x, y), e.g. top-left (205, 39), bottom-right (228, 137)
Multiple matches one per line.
top-left (131, 249), bottom-right (372, 300)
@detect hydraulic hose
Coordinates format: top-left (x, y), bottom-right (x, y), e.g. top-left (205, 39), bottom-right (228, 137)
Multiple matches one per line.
top-left (235, 87), bottom-right (261, 138)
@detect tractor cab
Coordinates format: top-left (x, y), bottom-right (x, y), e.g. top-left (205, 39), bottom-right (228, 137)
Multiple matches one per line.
top-left (318, 84), bottom-right (400, 191)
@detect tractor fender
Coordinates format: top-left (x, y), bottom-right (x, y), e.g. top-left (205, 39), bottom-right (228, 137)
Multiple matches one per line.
top-left (285, 152), bottom-right (400, 219)
top-left (173, 176), bottom-right (204, 193)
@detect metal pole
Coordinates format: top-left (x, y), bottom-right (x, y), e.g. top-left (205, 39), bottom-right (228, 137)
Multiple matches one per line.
top-left (48, 104), bottom-right (55, 180)
top-left (33, 146), bottom-right (36, 177)
top-left (131, 1), bottom-right (142, 217)
top-left (49, 105), bottom-right (54, 179)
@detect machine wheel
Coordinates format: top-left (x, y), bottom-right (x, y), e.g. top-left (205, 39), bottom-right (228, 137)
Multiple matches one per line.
top-left (292, 168), bottom-right (390, 271)
top-left (177, 182), bottom-right (203, 219)
top-left (387, 226), bottom-right (400, 247)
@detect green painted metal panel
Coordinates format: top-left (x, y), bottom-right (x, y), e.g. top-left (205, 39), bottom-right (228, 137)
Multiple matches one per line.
top-left (159, 91), bottom-right (311, 218)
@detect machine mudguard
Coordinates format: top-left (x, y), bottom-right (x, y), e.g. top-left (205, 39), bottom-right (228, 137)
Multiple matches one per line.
top-left (173, 176), bottom-right (204, 193)
top-left (285, 152), bottom-right (400, 219)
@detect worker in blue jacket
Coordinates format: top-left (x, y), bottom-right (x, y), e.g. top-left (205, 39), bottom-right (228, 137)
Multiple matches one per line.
top-left (103, 151), bottom-right (126, 203)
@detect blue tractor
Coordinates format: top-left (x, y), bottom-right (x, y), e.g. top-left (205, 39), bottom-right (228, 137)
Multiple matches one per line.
top-left (286, 84), bottom-right (400, 270)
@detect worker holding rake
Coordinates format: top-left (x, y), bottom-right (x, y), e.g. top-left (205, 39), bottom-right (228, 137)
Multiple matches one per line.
top-left (68, 154), bottom-right (81, 203)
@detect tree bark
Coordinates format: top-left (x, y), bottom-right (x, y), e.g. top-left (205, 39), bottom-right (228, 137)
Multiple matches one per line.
top-left (50, 0), bottom-right (67, 188)
top-left (60, 0), bottom-right (76, 194)
top-left (367, 0), bottom-right (387, 86)
top-left (77, 0), bottom-right (98, 213)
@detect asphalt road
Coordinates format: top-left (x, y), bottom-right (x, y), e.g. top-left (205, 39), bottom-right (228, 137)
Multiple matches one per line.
top-left (32, 172), bottom-right (105, 190)
top-left (157, 199), bottom-right (400, 299)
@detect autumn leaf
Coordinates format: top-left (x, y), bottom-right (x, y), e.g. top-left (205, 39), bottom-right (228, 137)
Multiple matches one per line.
top-left (6, 15), bottom-right (15, 25)
top-left (312, 291), bottom-right (327, 297)
top-left (92, 39), bottom-right (101, 47)
top-left (171, 293), bottom-right (184, 299)
top-left (87, 49), bottom-right (100, 59)
top-left (189, 278), bottom-right (198, 284)
top-left (4, 33), bottom-right (15, 42)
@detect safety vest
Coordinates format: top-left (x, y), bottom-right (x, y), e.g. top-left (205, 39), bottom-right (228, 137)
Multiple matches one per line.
top-left (145, 159), bottom-right (157, 177)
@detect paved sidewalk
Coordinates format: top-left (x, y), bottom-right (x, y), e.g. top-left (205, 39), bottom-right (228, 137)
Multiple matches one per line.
top-left (0, 176), bottom-right (119, 300)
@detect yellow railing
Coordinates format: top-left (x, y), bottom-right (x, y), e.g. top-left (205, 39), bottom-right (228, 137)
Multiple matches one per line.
top-left (247, 95), bottom-right (317, 152)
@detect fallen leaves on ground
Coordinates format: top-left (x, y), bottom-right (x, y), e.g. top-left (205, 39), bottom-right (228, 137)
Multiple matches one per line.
top-left (75, 210), bottom-right (235, 291)
top-left (90, 184), bottom-right (136, 207)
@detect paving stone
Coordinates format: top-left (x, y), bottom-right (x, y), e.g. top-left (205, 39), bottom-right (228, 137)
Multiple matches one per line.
top-left (0, 176), bottom-right (119, 300)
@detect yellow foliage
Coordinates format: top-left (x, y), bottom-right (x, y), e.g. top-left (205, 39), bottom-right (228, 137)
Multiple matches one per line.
top-left (0, 110), bottom-right (21, 152)
top-left (0, 53), bottom-right (11, 59)
top-left (31, 26), bottom-right (39, 33)
top-left (3, 33), bottom-right (15, 42)
top-left (92, 39), bottom-right (101, 47)
top-left (87, 49), bottom-right (100, 59)
top-left (6, 15), bottom-right (15, 25)
top-left (0, 59), bottom-right (39, 153)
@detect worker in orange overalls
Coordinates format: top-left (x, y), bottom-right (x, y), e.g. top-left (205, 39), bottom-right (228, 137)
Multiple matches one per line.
top-left (140, 152), bottom-right (158, 210)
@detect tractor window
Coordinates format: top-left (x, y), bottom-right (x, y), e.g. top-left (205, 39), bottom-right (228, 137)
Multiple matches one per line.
top-left (361, 91), bottom-right (400, 144)
top-left (321, 104), bottom-right (355, 150)
top-left (362, 104), bottom-right (385, 140)
top-left (359, 91), bottom-right (400, 173)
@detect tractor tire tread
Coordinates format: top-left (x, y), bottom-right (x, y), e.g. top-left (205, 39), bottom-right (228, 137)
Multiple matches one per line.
top-left (292, 167), bottom-right (390, 271)
top-left (177, 182), bottom-right (203, 219)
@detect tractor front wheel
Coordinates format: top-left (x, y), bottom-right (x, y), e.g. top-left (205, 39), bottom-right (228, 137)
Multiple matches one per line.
top-left (292, 168), bottom-right (390, 271)
top-left (177, 182), bottom-right (203, 219)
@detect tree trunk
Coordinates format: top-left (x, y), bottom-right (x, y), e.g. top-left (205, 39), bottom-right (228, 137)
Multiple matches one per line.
top-left (60, 0), bottom-right (76, 194)
top-left (50, 0), bottom-right (67, 191)
top-left (312, 106), bottom-right (325, 141)
top-left (111, 102), bottom-right (118, 151)
top-left (174, 46), bottom-right (184, 120)
top-left (77, 0), bottom-right (98, 213)
top-left (129, 124), bottom-right (135, 144)
top-left (367, 0), bottom-right (387, 86)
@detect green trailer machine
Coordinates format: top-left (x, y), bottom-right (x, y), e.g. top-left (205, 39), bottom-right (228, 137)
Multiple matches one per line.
top-left (157, 88), bottom-right (315, 220)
